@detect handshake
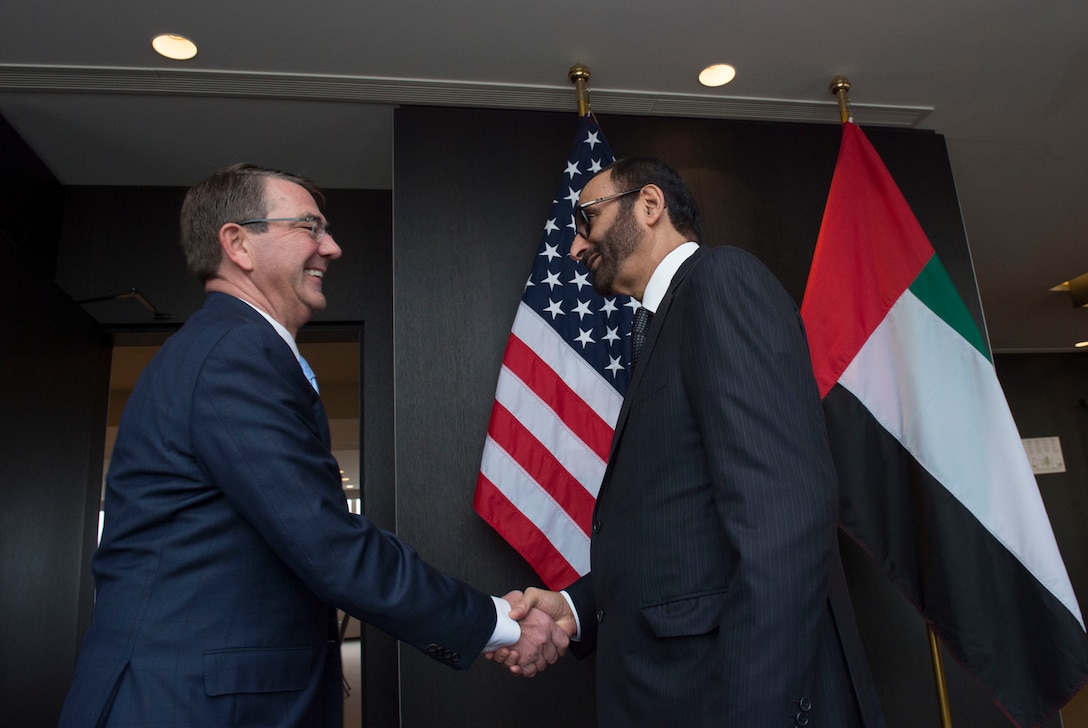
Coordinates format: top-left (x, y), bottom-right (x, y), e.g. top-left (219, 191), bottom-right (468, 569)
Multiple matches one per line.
top-left (488, 587), bottom-right (577, 678)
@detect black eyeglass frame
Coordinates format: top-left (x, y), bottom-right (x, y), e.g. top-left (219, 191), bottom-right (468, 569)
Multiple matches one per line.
top-left (573, 188), bottom-right (642, 239)
top-left (235, 216), bottom-right (328, 241)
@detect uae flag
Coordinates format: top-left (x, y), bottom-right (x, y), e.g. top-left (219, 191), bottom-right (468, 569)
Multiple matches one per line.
top-left (474, 116), bottom-right (633, 589)
top-left (801, 121), bottom-right (1088, 728)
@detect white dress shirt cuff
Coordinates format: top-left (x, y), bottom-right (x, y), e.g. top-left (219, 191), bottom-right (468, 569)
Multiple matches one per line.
top-left (560, 590), bottom-right (582, 641)
top-left (483, 596), bottom-right (521, 652)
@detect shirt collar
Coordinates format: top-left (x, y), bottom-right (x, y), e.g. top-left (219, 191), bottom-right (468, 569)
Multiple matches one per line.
top-left (639, 242), bottom-right (700, 313)
top-left (237, 298), bottom-right (303, 363)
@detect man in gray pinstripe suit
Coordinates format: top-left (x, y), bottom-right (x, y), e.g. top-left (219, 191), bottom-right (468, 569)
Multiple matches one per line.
top-left (498, 158), bottom-right (885, 727)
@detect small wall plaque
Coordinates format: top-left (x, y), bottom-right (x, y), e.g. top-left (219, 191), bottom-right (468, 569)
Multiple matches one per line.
top-left (1022, 437), bottom-right (1066, 475)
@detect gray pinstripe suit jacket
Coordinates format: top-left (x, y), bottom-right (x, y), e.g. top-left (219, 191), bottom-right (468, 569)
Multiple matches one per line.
top-left (567, 246), bottom-right (885, 727)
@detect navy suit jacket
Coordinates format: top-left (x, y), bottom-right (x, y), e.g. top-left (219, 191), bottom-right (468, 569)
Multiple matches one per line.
top-left (566, 247), bottom-right (885, 727)
top-left (60, 293), bottom-right (495, 727)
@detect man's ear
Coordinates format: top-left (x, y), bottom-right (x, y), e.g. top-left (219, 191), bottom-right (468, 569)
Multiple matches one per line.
top-left (218, 223), bottom-right (256, 272)
top-left (640, 184), bottom-right (667, 227)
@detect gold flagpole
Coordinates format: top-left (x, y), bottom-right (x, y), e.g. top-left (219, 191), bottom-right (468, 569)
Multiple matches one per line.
top-left (830, 75), bottom-right (852, 123)
top-left (927, 624), bottom-right (955, 727)
top-left (827, 76), bottom-right (953, 727)
top-left (569, 64), bottom-right (591, 117)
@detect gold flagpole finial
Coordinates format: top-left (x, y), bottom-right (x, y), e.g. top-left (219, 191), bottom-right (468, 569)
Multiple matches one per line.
top-left (829, 76), bottom-right (852, 124)
top-left (569, 64), bottom-right (591, 117)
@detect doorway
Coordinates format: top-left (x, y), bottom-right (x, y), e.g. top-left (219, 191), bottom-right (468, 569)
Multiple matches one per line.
top-left (102, 332), bottom-right (363, 726)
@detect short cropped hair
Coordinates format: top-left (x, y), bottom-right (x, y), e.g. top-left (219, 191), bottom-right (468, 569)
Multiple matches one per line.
top-left (180, 163), bottom-right (325, 282)
top-left (605, 157), bottom-right (702, 243)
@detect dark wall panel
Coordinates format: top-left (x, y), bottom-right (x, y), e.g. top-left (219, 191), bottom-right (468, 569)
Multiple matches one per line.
top-left (393, 105), bottom-right (1029, 727)
top-left (0, 232), bottom-right (111, 726)
top-left (0, 114), bottom-right (62, 276)
top-left (0, 113), bottom-right (111, 727)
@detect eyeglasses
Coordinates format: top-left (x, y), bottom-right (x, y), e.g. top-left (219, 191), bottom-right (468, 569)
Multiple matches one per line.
top-left (236, 216), bottom-right (328, 242)
top-left (573, 188), bottom-right (642, 239)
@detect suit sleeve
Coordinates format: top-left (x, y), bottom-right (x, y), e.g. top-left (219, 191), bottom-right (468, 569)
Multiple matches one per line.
top-left (682, 248), bottom-right (838, 716)
top-left (564, 573), bottom-right (598, 658)
top-left (190, 323), bottom-right (495, 667)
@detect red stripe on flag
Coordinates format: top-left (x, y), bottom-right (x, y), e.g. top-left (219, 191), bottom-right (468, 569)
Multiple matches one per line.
top-left (486, 401), bottom-right (596, 535)
top-left (801, 122), bottom-right (934, 397)
top-left (503, 334), bottom-right (614, 460)
top-left (473, 473), bottom-right (581, 590)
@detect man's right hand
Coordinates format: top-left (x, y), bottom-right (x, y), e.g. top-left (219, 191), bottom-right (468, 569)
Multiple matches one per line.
top-left (487, 588), bottom-right (578, 676)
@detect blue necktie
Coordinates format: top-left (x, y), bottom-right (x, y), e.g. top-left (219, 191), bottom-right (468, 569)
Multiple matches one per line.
top-left (299, 356), bottom-right (320, 394)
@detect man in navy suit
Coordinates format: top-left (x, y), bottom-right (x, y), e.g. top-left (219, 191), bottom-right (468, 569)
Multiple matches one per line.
top-left (499, 158), bottom-right (885, 727)
top-left (60, 163), bottom-right (566, 727)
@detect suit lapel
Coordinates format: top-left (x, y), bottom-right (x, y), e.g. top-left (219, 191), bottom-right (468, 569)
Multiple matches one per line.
top-left (314, 397), bottom-right (332, 448)
top-left (212, 293), bottom-right (333, 448)
top-left (598, 247), bottom-right (707, 498)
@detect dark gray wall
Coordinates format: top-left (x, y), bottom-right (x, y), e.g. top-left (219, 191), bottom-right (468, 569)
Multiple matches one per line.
top-left (392, 105), bottom-right (1064, 728)
top-left (0, 118), bottom-right (112, 727)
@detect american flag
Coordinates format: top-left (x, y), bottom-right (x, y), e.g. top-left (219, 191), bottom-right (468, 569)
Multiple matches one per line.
top-left (474, 116), bottom-right (634, 589)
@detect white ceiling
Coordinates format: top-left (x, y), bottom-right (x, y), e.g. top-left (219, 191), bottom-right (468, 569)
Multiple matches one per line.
top-left (3, 0), bottom-right (1087, 352)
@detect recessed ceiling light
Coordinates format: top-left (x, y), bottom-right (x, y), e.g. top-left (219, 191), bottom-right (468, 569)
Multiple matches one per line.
top-left (152, 34), bottom-right (198, 61)
top-left (1076, 341), bottom-right (1088, 348)
top-left (699, 64), bottom-right (736, 87)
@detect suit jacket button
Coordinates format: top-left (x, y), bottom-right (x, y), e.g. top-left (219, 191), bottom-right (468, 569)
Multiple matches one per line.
top-left (795, 712), bottom-right (810, 726)
top-left (592, 519), bottom-right (602, 534)
top-left (444, 649), bottom-right (454, 660)
top-left (799, 698), bottom-right (812, 711)
top-left (427, 644), bottom-right (438, 654)
top-left (596, 609), bottom-right (605, 623)
top-left (451, 652), bottom-right (461, 663)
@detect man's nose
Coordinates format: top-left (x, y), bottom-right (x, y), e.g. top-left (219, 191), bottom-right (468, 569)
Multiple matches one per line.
top-left (320, 233), bottom-right (342, 260)
top-left (570, 233), bottom-right (590, 261)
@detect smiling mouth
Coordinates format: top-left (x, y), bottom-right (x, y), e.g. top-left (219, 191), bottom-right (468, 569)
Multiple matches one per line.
top-left (305, 269), bottom-right (324, 279)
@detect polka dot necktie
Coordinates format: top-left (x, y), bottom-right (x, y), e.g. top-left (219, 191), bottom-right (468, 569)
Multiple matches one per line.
top-left (631, 307), bottom-right (653, 371)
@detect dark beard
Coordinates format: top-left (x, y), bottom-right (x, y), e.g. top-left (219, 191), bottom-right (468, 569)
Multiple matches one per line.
top-left (589, 204), bottom-right (641, 296)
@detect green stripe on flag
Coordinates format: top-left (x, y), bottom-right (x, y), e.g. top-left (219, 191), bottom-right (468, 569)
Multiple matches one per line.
top-left (909, 255), bottom-right (990, 362)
